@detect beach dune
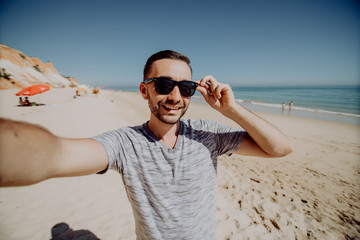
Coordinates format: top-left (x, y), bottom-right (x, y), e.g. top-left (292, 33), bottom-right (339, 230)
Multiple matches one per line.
top-left (0, 88), bottom-right (359, 239)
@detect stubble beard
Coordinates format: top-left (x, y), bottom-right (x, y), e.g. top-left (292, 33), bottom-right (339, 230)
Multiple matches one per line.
top-left (148, 97), bottom-right (188, 125)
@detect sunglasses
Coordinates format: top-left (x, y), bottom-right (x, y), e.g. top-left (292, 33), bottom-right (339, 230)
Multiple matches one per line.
top-left (143, 77), bottom-right (198, 97)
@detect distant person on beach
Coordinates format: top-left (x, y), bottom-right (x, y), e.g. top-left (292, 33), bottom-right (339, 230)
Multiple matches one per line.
top-left (92, 88), bottom-right (99, 95)
top-left (0, 50), bottom-right (293, 239)
top-left (21, 96), bottom-right (44, 106)
top-left (282, 102), bottom-right (285, 113)
top-left (19, 97), bottom-right (25, 106)
top-left (289, 101), bottom-right (294, 111)
top-left (24, 96), bottom-right (31, 106)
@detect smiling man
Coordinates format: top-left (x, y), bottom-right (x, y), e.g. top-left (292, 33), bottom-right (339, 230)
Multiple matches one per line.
top-left (0, 50), bottom-right (293, 240)
top-left (144, 57), bottom-right (192, 124)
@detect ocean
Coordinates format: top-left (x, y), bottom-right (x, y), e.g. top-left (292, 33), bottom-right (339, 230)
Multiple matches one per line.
top-left (107, 85), bottom-right (360, 125)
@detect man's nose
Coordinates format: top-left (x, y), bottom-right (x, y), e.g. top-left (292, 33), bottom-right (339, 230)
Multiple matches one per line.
top-left (168, 86), bottom-right (182, 101)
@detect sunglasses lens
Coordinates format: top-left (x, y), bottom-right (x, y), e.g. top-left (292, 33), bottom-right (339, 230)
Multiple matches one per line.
top-left (155, 78), bottom-right (175, 94)
top-left (179, 81), bottom-right (197, 97)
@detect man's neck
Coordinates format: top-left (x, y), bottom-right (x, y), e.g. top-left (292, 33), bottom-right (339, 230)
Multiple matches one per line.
top-left (147, 117), bottom-right (180, 149)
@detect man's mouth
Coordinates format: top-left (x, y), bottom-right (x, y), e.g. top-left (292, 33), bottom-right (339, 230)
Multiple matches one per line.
top-left (162, 104), bottom-right (182, 111)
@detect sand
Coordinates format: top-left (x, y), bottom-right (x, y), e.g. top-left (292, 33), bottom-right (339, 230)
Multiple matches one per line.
top-left (0, 88), bottom-right (359, 239)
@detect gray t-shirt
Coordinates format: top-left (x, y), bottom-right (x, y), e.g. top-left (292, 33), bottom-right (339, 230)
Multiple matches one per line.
top-left (93, 119), bottom-right (246, 240)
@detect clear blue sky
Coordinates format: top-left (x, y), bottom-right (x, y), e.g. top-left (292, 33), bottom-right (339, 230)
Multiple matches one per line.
top-left (1, 0), bottom-right (359, 87)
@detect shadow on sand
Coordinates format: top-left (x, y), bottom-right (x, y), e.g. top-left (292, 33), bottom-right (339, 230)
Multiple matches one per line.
top-left (50, 222), bottom-right (100, 240)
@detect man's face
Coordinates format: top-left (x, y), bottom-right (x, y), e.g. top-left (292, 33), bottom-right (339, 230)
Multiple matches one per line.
top-left (142, 59), bottom-right (192, 125)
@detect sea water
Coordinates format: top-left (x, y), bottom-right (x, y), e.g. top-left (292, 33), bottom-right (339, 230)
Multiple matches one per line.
top-left (229, 85), bottom-right (360, 124)
top-left (107, 85), bottom-right (360, 125)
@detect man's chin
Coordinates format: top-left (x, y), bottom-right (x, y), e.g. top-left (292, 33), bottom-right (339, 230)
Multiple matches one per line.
top-left (158, 116), bottom-right (181, 125)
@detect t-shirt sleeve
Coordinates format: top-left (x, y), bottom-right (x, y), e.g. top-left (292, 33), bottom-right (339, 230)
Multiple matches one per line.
top-left (91, 129), bottom-right (126, 174)
top-left (206, 120), bottom-right (247, 156)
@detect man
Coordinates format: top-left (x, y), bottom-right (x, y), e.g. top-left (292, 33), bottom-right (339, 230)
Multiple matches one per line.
top-left (24, 96), bottom-right (31, 106)
top-left (0, 50), bottom-right (293, 239)
top-left (18, 97), bottom-right (25, 106)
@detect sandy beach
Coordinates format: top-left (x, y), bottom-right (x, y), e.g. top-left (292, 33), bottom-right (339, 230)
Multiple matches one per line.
top-left (0, 88), bottom-right (359, 239)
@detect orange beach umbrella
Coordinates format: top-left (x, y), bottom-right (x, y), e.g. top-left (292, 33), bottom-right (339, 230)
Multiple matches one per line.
top-left (16, 84), bottom-right (50, 96)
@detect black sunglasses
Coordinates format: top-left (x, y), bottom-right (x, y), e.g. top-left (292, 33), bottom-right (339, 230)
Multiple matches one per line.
top-left (143, 77), bottom-right (198, 97)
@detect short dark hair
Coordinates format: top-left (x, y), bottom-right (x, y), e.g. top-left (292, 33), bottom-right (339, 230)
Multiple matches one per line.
top-left (143, 50), bottom-right (192, 80)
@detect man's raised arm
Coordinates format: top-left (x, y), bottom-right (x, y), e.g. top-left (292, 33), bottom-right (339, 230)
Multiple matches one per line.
top-left (0, 118), bottom-right (108, 186)
top-left (196, 76), bottom-right (294, 158)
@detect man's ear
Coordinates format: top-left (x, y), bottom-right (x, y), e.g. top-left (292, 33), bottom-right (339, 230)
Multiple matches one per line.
top-left (139, 83), bottom-right (148, 100)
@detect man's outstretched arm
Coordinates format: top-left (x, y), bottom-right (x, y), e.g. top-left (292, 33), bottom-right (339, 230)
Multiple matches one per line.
top-left (197, 76), bottom-right (294, 158)
top-left (0, 118), bottom-right (108, 186)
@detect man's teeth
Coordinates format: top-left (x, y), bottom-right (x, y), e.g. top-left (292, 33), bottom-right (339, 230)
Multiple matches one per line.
top-left (163, 105), bottom-right (181, 110)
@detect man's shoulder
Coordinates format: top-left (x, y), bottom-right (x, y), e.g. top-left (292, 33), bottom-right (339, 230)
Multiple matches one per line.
top-left (94, 123), bottom-right (147, 138)
top-left (181, 119), bottom-right (220, 131)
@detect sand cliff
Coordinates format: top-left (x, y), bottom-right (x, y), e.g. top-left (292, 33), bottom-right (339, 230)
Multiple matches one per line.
top-left (0, 44), bottom-right (78, 90)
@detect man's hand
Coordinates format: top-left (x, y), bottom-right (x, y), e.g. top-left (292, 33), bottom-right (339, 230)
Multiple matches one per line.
top-left (196, 75), bottom-right (236, 114)
top-left (195, 75), bottom-right (294, 158)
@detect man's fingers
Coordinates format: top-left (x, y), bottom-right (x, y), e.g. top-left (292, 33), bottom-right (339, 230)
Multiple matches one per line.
top-left (198, 75), bottom-right (231, 100)
top-left (199, 75), bottom-right (215, 86)
top-left (214, 84), bottom-right (223, 99)
top-left (196, 84), bottom-right (211, 100)
top-left (199, 75), bottom-right (218, 95)
top-left (199, 76), bottom-right (229, 100)
top-left (196, 84), bottom-right (207, 96)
